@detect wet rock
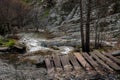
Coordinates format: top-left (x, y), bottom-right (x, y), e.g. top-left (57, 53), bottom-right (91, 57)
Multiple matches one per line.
top-left (0, 47), bottom-right (9, 52)
top-left (59, 46), bottom-right (74, 54)
top-left (50, 46), bottom-right (60, 50)
top-left (0, 41), bottom-right (26, 54)
top-left (9, 45), bottom-right (26, 54)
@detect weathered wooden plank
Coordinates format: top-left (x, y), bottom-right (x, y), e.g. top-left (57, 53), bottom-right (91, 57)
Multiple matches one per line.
top-left (101, 51), bottom-right (120, 64)
top-left (60, 55), bottom-right (72, 71)
top-left (90, 52), bottom-right (114, 72)
top-left (111, 50), bottom-right (120, 56)
top-left (94, 50), bottom-right (120, 71)
top-left (74, 52), bottom-right (93, 71)
top-left (69, 53), bottom-right (82, 70)
top-left (52, 54), bottom-right (63, 72)
top-left (81, 52), bottom-right (103, 74)
top-left (45, 58), bottom-right (54, 74)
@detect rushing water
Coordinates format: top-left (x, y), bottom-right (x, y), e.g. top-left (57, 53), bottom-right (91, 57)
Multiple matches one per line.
top-left (18, 32), bottom-right (74, 54)
top-left (18, 32), bottom-right (49, 52)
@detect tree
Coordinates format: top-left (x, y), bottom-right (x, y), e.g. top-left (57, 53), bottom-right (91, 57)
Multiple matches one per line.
top-left (80, 0), bottom-right (85, 52)
top-left (80, 0), bottom-right (91, 52)
top-left (85, 0), bottom-right (91, 52)
top-left (94, 0), bottom-right (114, 49)
top-left (0, 0), bottom-right (31, 35)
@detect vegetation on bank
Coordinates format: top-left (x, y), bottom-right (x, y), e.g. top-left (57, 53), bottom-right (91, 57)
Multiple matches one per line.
top-left (0, 39), bottom-right (16, 47)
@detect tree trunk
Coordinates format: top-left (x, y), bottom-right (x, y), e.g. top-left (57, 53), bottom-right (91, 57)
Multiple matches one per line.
top-left (95, 24), bottom-right (98, 48)
top-left (85, 0), bottom-right (92, 52)
top-left (80, 0), bottom-right (85, 52)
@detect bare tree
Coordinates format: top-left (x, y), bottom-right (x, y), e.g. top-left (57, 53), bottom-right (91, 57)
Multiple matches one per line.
top-left (80, 0), bottom-right (85, 52)
top-left (85, 0), bottom-right (92, 52)
top-left (0, 0), bottom-right (31, 35)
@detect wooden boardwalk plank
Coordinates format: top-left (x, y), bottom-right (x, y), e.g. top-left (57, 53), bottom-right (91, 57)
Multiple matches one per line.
top-left (60, 55), bottom-right (72, 71)
top-left (101, 51), bottom-right (120, 64)
top-left (94, 50), bottom-right (120, 71)
top-left (45, 58), bottom-right (54, 74)
top-left (52, 54), bottom-right (63, 72)
top-left (81, 52), bottom-right (103, 74)
top-left (74, 52), bottom-right (93, 71)
top-left (90, 52), bottom-right (114, 72)
top-left (69, 53), bottom-right (82, 70)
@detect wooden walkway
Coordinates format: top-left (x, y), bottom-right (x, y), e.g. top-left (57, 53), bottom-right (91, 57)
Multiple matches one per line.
top-left (45, 50), bottom-right (120, 78)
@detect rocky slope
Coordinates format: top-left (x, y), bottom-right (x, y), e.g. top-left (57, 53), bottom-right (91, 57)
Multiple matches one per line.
top-left (21, 0), bottom-right (120, 43)
top-left (25, 0), bottom-right (119, 48)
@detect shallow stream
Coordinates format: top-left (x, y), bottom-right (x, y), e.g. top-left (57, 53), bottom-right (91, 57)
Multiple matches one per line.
top-left (18, 32), bottom-right (74, 54)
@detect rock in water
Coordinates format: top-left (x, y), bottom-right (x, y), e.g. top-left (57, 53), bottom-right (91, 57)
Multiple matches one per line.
top-left (0, 47), bottom-right (9, 52)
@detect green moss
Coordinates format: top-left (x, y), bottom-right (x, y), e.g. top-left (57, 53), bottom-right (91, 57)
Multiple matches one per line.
top-left (5, 39), bottom-right (15, 47)
top-left (0, 39), bottom-right (16, 47)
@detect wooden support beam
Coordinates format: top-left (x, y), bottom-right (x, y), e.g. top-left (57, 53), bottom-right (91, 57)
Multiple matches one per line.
top-left (90, 52), bottom-right (114, 72)
top-left (45, 57), bottom-right (54, 74)
top-left (69, 53), bottom-right (82, 70)
top-left (94, 50), bottom-right (120, 71)
top-left (60, 55), bottom-right (72, 71)
top-left (52, 54), bottom-right (63, 72)
top-left (101, 51), bottom-right (120, 64)
top-left (74, 52), bottom-right (93, 71)
top-left (81, 52), bottom-right (104, 74)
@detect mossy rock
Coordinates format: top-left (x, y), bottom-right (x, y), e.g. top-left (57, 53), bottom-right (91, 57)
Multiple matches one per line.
top-left (0, 39), bottom-right (16, 47)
